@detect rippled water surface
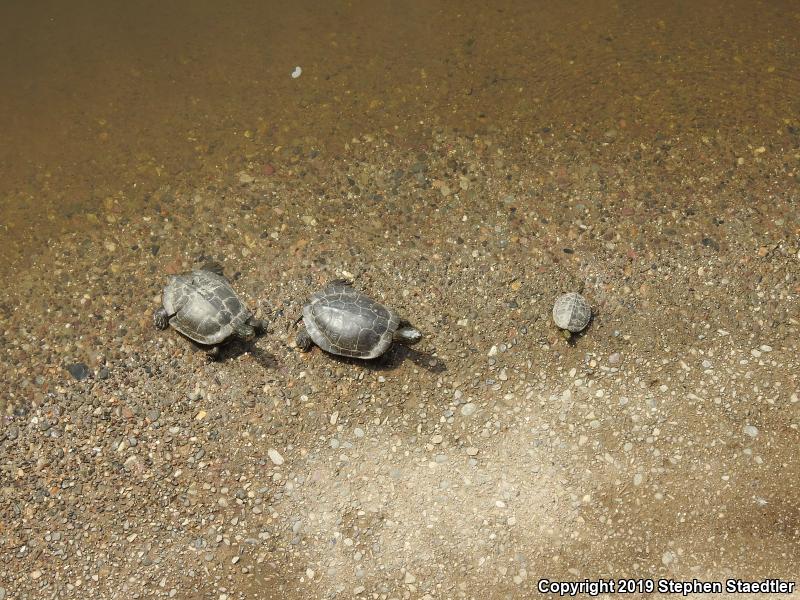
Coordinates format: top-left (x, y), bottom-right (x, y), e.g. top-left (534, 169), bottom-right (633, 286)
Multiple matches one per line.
top-left (1, 0), bottom-right (798, 270)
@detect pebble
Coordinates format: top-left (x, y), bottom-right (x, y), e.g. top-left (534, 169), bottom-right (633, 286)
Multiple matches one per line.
top-left (431, 434), bottom-right (443, 444)
top-left (460, 403), bottom-right (477, 417)
top-left (66, 362), bottom-right (90, 380)
top-left (0, 587), bottom-right (5, 600)
top-left (466, 447), bottom-right (479, 456)
top-left (404, 572), bottom-right (416, 584)
top-left (354, 427), bottom-right (365, 438)
top-left (268, 449), bottom-right (285, 465)
top-left (123, 455), bottom-right (140, 470)
top-left (146, 408), bottom-right (161, 422)
top-left (608, 353), bottom-right (621, 366)
top-left (743, 425), bottom-right (759, 438)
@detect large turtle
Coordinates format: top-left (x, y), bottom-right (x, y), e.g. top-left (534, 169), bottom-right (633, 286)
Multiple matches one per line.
top-left (153, 264), bottom-right (264, 358)
top-left (296, 280), bottom-right (422, 359)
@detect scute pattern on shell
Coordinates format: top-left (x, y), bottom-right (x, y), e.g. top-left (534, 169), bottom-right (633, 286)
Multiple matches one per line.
top-left (552, 292), bottom-right (592, 333)
top-left (162, 270), bottom-right (251, 344)
top-left (302, 281), bottom-right (400, 359)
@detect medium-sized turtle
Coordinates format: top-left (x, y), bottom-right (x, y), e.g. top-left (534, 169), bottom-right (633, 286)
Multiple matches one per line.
top-left (552, 292), bottom-right (592, 339)
top-left (296, 279), bottom-right (422, 359)
top-left (153, 264), bottom-right (264, 358)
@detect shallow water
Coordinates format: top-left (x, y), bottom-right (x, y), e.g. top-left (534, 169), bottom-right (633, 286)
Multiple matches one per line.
top-left (1, 4), bottom-right (799, 597)
top-left (1, 0), bottom-right (798, 272)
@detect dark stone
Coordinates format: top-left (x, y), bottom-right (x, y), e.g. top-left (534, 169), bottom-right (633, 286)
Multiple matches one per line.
top-left (66, 363), bottom-right (90, 381)
top-left (98, 367), bottom-right (110, 380)
top-left (701, 237), bottom-right (719, 250)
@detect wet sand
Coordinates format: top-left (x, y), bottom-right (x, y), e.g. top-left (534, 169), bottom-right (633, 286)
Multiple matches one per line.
top-left (1, 0), bottom-right (798, 271)
top-left (1, 1), bottom-right (799, 599)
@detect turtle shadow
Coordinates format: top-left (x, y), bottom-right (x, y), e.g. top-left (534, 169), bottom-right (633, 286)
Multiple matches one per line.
top-left (189, 338), bottom-right (278, 368)
top-left (565, 314), bottom-right (597, 347)
top-left (319, 345), bottom-right (446, 373)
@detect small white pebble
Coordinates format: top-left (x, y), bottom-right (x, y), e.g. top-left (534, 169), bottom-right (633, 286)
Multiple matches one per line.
top-left (267, 449), bottom-right (284, 465)
top-left (291, 66), bottom-right (302, 78)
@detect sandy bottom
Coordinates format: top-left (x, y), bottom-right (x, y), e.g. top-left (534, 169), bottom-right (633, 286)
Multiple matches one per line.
top-left (1, 129), bottom-right (798, 598)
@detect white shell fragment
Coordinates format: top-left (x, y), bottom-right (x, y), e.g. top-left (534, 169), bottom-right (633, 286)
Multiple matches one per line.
top-left (291, 66), bottom-right (302, 79)
top-left (552, 292), bottom-right (592, 333)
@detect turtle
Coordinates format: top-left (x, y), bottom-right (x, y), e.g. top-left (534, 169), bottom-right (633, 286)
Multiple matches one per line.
top-left (295, 280), bottom-right (422, 359)
top-left (552, 292), bottom-right (592, 339)
top-left (153, 264), bottom-right (264, 358)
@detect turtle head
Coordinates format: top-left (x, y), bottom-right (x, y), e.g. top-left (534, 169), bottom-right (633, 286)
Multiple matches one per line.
top-left (234, 323), bottom-right (257, 342)
top-left (394, 323), bottom-right (422, 346)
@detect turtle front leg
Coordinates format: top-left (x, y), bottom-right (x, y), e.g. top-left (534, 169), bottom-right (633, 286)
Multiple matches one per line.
top-left (206, 345), bottom-right (221, 361)
top-left (296, 329), bottom-right (314, 352)
top-left (153, 308), bottom-right (171, 330)
top-left (327, 278), bottom-right (354, 288)
top-left (247, 316), bottom-right (267, 335)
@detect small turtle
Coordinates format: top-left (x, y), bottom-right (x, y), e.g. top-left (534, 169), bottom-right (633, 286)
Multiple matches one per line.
top-left (296, 280), bottom-right (422, 359)
top-left (153, 264), bottom-right (264, 358)
top-left (552, 292), bottom-right (592, 338)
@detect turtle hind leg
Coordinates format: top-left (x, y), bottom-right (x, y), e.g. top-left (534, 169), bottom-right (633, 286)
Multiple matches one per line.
top-left (153, 308), bottom-right (171, 330)
top-left (296, 329), bottom-right (315, 352)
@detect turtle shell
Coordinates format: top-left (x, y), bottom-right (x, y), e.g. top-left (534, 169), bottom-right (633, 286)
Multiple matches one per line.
top-left (552, 292), bottom-right (592, 333)
top-left (302, 281), bottom-right (400, 359)
top-left (162, 270), bottom-right (252, 344)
